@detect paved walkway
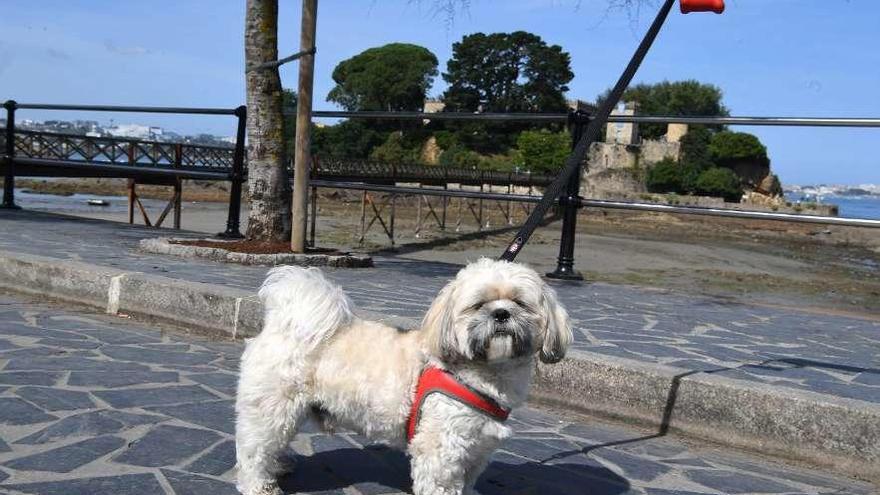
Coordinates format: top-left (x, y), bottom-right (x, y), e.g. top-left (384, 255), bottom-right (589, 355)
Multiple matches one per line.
top-left (0, 293), bottom-right (873, 495)
top-left (1, 210), bottom-right (878, 406)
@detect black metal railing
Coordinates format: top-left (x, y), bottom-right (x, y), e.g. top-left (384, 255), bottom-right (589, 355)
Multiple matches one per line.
top-left (6, 129), bottom-right (235, 171)
top-left (4, 99), bottom-right (880, 281)
top-left (0, 101), bottom-right (247, 237)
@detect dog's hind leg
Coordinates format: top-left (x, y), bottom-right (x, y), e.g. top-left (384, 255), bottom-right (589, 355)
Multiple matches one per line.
top-left (235, 384), bottom-right (308, 495)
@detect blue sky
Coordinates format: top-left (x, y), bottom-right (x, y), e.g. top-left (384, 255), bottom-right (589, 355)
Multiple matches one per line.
top-left (1, 0), bottom-right (877, 185)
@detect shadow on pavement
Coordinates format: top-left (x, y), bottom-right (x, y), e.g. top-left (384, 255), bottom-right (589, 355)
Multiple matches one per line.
top-left (279, 446), bottom-right (630, 494)
top-left (752, 356), bottom-right (879, 376)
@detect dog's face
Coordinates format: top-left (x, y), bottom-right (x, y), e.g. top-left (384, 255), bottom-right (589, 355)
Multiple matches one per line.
top-left (422, 259), bottom-right (572, 365)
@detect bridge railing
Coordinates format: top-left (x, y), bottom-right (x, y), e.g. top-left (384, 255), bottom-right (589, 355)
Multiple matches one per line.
top-left (312, 157), bottom-right (553, 187)
top-left (0, 101), bottom-right (249, 237)
top-left (0, 127), bottom-right (552, 187)
top-left (4, 129), bottom-right (236, 172)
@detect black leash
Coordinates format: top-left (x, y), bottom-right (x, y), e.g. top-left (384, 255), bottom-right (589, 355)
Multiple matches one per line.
top-left (499, 0), bottom-right (676, 262)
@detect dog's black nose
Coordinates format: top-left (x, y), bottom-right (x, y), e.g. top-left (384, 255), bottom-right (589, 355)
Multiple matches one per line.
top-left (492, 308), bottom-right (511, 323)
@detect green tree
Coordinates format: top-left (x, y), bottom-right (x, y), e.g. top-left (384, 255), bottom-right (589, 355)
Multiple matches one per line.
top-left (708, 131), bottom-right (770, 188)
top-left (599, 80), bottom-right (729, 139)
top-left (678, 126), bottom-right (713, 170)
top-left (676, 127), bottom-right (715, 192)
top-left (328, 43), bottom-right (438, 111)
top-left (442, 31), bottom-right (573, 113)
top-left (708, 131), bottom-right (769, 169)
top-left (695, 167), bottom-right (743, 202)
top-left (311, 120), bottom-right (386, 159)
top-left (645, 158), bottom-right (684, 194)
top-left (516, 130), bottom-right (570, 174)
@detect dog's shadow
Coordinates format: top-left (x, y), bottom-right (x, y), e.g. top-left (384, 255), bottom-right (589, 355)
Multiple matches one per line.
top-left (279, 445), bottom-right (630, 494)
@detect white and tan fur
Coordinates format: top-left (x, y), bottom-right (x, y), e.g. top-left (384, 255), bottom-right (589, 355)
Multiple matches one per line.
top-left (235, 258), bottom-right (572, 495)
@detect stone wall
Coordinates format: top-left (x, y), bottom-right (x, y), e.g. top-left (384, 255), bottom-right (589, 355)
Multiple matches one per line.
top-left (582, 140), bottom-right (681, 199)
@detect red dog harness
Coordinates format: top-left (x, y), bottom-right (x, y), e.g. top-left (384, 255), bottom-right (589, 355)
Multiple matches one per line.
top-left (406, 366), bottom-right (511, 442)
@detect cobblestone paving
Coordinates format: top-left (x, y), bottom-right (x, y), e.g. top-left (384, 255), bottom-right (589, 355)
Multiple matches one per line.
top-left (1, 210), bottom-right (879, 406)
top-left (0, 294), bottom-right (874, 495)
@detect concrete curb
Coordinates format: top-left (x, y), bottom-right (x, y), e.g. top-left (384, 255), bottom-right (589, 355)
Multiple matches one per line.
top-left (0, 250), bottom-right (261, 338)
top-left (0, 249), bottom-right (877, 481)
top-left (534, 350), bottom-right (880, 481)
top-left (139, 237), bottom-right (373, 268)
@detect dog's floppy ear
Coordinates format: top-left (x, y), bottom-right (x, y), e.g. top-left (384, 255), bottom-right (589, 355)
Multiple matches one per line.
top-left (421, 281), bottom-right (459, 361)
top-left (539, 284), bottom-right (572, 364)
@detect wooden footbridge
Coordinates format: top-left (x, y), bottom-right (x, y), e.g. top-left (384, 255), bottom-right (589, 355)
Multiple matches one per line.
top-left (0, 103), bottom-right (553, 239)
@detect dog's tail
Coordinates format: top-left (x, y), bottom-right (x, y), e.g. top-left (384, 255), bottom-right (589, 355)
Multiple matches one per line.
top-left (258, 266), bottom-right (354, 353)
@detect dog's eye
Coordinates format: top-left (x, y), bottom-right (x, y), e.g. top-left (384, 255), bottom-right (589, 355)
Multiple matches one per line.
top-left (513, 299), bottom-right (533, 311)
top-left (469, 302), bottom-right (484, 311)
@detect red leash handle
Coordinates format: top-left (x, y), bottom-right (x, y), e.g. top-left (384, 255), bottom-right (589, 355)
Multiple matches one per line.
top-left (680, 0), bottom-right (724, 14)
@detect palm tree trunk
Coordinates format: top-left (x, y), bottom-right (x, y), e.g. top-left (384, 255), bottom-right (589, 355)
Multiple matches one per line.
top-left (244, 0), bottom-right (291, 242)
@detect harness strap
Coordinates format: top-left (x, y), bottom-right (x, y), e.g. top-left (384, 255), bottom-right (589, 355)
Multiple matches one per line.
top-left (406, 366), bottom-right (510, 442)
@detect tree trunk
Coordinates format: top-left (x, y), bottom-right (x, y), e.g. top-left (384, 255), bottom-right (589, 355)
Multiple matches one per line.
top-left (244, 0), bottom-right (291, 242)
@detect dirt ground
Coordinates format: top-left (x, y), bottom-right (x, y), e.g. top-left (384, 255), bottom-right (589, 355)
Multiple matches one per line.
top-left (17, 178), bottom-right (231, 203)
top-left (16, 180), bottom-right (880, 318)
top-left (319, 192), bottom-right (880, 318)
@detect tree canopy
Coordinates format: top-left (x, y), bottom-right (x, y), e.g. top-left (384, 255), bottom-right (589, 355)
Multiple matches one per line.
top-left (516, 130), bottom-right (570, 174)
top-left (312, 120), bottom-right (386, 159)
top-left (442, 31), bottom-right (573, 113)
top-left (708, 131), bottom-right (769, 168)
top-left (327, 43), bottom-right (438, 112)
top-left (600, 80), bottom-right (729, 139)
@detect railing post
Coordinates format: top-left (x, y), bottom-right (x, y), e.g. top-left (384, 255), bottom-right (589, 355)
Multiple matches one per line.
top-left (173, 144), bottom-right (183, 229)
top-left (219, 105), bottom-right (246, 238)
top-left (478, 171), bottom-right (484, 231)
top-left (309, 185), bottom-right (317, 247)
top-left (441, 167), bottom-right (448, 231)
top-left (547, 110), bottom-right (587, 280)
top-left (2, 100), bottom-right (21, 209)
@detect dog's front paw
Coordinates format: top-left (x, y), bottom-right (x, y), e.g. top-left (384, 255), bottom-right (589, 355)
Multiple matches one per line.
top-left (271, 453), bottom-right (297, 476)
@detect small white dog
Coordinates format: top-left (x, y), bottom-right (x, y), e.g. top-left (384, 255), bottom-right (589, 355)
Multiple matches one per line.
top-left (235, 258), bottom-right (572, 495)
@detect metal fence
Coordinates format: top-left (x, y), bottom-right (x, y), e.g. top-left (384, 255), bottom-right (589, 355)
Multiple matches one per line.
top-left (0, 101), bottom-right (248, 238)
top-left (2, 100), bottom-right (879, 277)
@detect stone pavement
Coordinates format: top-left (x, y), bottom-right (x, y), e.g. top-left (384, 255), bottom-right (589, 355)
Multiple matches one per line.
top-left (1, 210), bottom-right (878, 406)
top-left (0, 293), bottom-right (874, 495)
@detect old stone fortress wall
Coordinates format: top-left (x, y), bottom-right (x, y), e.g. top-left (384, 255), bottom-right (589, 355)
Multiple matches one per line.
top-left (585, 102), bottom-right (837, 216)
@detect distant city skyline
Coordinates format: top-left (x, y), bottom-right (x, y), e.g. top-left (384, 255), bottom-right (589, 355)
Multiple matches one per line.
top-left (1, 1), bottom-right (878, 185)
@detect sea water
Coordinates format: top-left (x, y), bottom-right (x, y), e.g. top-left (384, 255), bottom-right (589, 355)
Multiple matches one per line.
top-left (786, 193), bottom-right (880, 220)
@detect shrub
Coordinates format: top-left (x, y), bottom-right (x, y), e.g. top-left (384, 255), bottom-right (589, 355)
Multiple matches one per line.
top-left (515, 130), bottom-right (571, 174)
top-left (480, 151), bottom-right (518, 172)
top-left (645, 158), bottom-right (684, 194)
top-left (694, 167), bottom-right (743, 202)
top-left (438, 143), bottom-right (482, 169)
top-left (369, 131), bottom-right (426, 164)
top-left (433, 130), bottom-right (457, 150)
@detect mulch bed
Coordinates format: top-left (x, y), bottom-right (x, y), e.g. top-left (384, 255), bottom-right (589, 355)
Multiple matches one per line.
top-left (171, 239), bottom-right (347, 256)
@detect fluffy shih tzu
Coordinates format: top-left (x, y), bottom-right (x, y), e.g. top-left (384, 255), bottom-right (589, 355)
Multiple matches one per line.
top-left (235, 258), bottom-right (572, 495)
